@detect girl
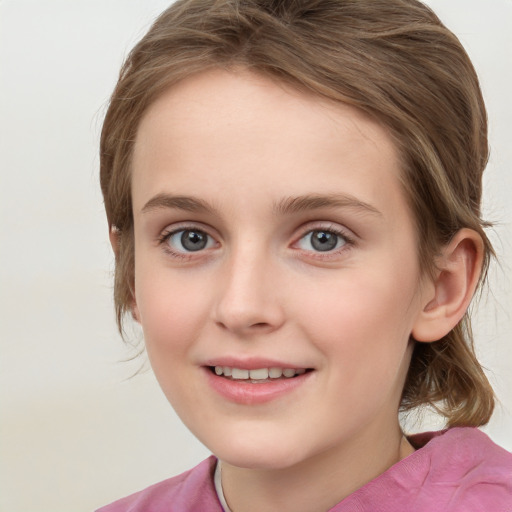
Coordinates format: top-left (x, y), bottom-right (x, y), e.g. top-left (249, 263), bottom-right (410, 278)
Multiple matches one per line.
top-left (97, 0), bottom-right (512, 510)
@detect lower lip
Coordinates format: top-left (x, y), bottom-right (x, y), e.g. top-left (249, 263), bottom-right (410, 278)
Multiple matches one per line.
top-left (203, 368), bottom-right (314, 405)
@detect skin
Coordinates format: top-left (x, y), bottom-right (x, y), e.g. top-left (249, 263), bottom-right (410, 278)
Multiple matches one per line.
top-left (128, 69), bottom-right (477, 511)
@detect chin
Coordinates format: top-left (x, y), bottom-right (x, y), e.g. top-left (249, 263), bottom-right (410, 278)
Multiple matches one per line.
top-left (208, 435), bottom-right (310, 470)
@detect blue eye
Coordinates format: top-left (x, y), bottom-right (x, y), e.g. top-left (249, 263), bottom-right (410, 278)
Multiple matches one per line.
top-left (166, 229), bottom-right (215, 252)
top-left (297, 230), bottom-right (346, 252)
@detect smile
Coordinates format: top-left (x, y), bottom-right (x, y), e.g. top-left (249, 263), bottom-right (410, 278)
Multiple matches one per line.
top-left (205, 365), bottom-right (315, 405)
top-left (211, 366), bottom-right (308, 381)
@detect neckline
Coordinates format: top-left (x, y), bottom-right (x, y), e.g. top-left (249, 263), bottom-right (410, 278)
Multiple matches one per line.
top-left (214, 459), bottom-right (233, 512)
top-left (212, 429), bottom-right (457, 512)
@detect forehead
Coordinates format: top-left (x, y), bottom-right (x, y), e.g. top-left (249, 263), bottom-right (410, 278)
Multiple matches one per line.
top-left (134, 68), bottom-right (396, 159)
top-left (131, 69), bottom-right (406, 221)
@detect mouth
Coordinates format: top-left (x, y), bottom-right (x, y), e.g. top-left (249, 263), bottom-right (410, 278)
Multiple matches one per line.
top-left (208, 366), bottom-right (313, 383)
top-left (204, 363), bottom-right (315, 404)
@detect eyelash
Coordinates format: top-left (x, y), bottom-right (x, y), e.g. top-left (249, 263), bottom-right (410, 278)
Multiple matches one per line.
top-left (157, 223), bottom-right (355, 260)
top-left (157, 224), bottom-right (216, 260)
top-left (293, 224), bottom-right (355, 259)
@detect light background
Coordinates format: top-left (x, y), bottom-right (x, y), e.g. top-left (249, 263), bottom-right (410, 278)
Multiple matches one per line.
top-left (0, 1), bottom-right (510, 511)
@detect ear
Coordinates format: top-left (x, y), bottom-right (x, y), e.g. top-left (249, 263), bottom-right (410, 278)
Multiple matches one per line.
top-left (412, 229), bottom-right (484, 343)
top-left (131, 300), bottom-right (142, 324)
top-left (109, 225), bottom-right (141, 324)
top-left (109, 224), bottom-right (120, 256)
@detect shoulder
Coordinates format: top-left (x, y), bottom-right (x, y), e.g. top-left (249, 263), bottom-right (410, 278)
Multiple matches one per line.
top-left (411, 426), bottom-right (512, 470)
top-left (95, 456), bottom-right (223, 512)
top-left (409, 427), bottom-right (512, 483)
top-left (333, 428), bottom-right (512, 512)
top-left (408, 427), bottom-right (512, 510)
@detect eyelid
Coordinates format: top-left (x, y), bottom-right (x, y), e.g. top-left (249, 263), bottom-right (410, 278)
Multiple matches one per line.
top-left (158, 221), bottom-right (218, 241)
top-left (291, 222), bottom-right (356, 255)
top-left (157, 222), bottom-right (220, 258)
top-left (155, 220), bottom-right (355, 260)
top-left (295, 221), bottom-right (355, 241)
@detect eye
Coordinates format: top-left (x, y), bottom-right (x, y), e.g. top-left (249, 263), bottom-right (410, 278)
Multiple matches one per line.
top-left (165, 229), bottom-right (216, 253)
top-left (296, 229), bottom-right (347, 252)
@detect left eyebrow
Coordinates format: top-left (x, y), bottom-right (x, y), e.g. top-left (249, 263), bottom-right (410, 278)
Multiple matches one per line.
top-left (273, 194), bottom-right (382, 217)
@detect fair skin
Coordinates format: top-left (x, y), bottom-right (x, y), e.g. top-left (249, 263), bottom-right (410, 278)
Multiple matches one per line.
top-left (122, 69), bottom-right (483, 512)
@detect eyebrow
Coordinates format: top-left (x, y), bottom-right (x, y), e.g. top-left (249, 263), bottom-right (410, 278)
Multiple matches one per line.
top-left (273, 194), bottom-right (382, 217)
top-left (141, 194), bottom-right (219, 215)
top-left (141, 192), bottom-right (382, 218)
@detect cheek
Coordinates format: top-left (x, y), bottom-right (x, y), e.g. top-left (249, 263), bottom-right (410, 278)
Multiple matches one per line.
top-left (298, 266), bottom-right (419, 373)
top-left (134, 266), bottom-right (209, 357)
top-left (297, 272), bottom-right (418, 427)
top-left (133, 267), bottom-right (210, 419)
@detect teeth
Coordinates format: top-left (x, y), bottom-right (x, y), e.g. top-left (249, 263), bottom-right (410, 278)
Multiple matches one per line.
top-left (250, 368), bottom-right (269, 380)
top-left (231, 368), bottom-right (249, 380)
top-left (269, 367), bottom-right (283, 378)
top-left (213, 366), bottom-right (307, 379)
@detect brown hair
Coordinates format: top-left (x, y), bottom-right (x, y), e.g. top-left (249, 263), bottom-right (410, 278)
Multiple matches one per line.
top-left (100, 0), bottom-right (495, 427)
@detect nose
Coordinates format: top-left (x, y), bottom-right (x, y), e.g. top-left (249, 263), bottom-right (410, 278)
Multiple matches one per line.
top-left (213, 246), bottom-right (285, 337)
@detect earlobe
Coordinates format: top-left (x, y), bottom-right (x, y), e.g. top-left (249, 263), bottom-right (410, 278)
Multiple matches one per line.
top-left (412, 229), bottom-right (484, 343)
top-left (131, 301), bottom-right (141, 324)
top-left (109, 225), bottom-right (120, 255)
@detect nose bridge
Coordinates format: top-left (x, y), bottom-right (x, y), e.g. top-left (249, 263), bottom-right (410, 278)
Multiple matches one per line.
top-left (214, 236), bottom-right (284, 334)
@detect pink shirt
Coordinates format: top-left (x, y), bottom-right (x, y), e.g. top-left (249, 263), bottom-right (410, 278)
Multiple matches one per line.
top-left (97, 427), bottom-right (512, 511)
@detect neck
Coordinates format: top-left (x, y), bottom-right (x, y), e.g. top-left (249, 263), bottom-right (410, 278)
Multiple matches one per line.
top-left (220, 423), bottom-right (415, 512)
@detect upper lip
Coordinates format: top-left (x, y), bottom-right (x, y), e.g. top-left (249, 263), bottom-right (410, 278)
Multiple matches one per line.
top-left (202, 357), bottom-right (312, 370)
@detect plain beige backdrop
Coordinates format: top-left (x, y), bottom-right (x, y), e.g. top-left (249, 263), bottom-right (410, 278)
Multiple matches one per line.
top-left (0, 1), bottom-right (511, 511)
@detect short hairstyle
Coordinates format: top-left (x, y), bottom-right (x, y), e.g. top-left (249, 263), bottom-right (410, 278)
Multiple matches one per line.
top-left (100, 0), bottom-right (495, 427)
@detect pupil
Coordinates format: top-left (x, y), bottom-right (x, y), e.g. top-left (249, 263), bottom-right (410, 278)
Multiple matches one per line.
top-left (181, 230), bottom-right (207, 251)
top-left (311, 231), bottom-right (337, 251)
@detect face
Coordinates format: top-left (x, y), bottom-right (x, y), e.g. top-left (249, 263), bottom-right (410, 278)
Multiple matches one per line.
top-left (131, 69), bottom-right (429, 470)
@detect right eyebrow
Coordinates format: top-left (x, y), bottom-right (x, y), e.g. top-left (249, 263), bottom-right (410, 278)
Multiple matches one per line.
top-left (141, 193), bottom-right (218, 215)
